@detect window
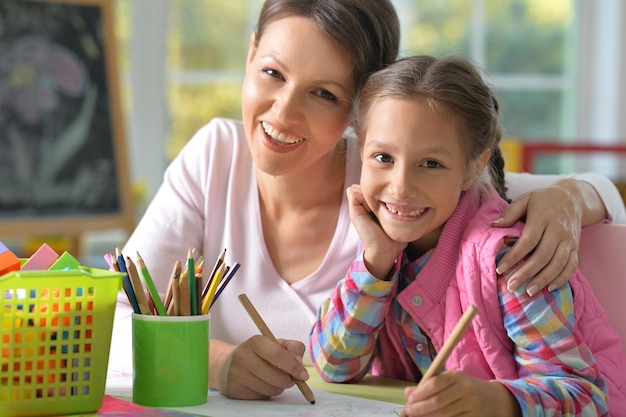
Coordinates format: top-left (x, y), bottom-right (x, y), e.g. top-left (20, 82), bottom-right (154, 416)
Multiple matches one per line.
top-left (165, 0), bottom-right (255, 159)
top-left (399, 0), bottom-right (579, 139)
top-left (117, 0), bottom-right (626, 203)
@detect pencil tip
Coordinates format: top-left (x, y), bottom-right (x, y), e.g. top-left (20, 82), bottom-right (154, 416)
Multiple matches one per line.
top-left (310, 400), bottom-right (315, 404)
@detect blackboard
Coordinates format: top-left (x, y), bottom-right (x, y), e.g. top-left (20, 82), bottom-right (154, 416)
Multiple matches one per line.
top-left (0, 0), bottom-right (134, 237)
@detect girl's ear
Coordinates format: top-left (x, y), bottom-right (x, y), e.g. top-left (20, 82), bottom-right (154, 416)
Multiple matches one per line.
top-left (463, 148), bottom-right (491, 190)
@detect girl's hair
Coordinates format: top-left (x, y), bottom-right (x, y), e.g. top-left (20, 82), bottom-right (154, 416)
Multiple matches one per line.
top-left (255, 0), bottom-right (400, 95)
top-left (354, 55), bottom-right (509, 201)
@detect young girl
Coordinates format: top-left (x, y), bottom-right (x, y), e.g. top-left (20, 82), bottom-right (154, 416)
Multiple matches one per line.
top-left (309, 55), bottom-right (626, 416)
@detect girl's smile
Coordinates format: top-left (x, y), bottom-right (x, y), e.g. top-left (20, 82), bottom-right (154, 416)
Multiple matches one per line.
top-left (382, 202), bottom-right (428, 220)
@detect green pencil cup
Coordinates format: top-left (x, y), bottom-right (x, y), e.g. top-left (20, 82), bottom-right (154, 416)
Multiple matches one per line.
top-left (132, 313), bottom-right (210, 407)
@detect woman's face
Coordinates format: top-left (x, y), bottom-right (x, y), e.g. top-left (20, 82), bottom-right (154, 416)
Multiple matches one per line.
top-left (241, 16), bottom-right (355, 176)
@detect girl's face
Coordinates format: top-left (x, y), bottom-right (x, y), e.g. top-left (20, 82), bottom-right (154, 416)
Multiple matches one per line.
top-left (360, 97), bottom-right (475, 250)
top-left (241, 16), bottom-right (355, 176)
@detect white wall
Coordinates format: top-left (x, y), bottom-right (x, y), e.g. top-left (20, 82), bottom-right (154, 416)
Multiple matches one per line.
top-left (576, 0), bottom-right (626, 176)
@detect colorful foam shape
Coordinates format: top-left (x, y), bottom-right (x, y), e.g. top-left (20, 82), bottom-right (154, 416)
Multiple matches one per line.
top-left (48, 251), bottom-right (81, 270)
top-left (0, 241), bottom-right (9, 255)
top-left (0, 242), bottom-right (20, 275)
top-left (21, 243), bottom-right (60, 270)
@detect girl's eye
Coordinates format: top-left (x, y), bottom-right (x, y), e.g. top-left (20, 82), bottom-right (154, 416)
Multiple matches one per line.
top-left (374, 153), bottom-right (393, 163)
top-left (314, 89), bottom-right (338, 102)
top-left (422, 160), bottom-right (442, 169)
top-left (263, 68), bottom-right (284, 80)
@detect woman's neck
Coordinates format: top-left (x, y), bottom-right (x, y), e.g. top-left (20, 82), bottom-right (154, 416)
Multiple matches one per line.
top-left (256, 138), bottom-right (347, 214)
top-left (255, 138), bottom-right (348, 284)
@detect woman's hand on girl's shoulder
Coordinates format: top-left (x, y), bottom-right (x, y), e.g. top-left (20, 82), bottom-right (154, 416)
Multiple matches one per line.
top-left (491, 184), bottom-right (580, 296)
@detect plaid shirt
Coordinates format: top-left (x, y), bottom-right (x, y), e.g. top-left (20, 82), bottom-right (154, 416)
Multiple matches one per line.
top-left (310, 240), bottom-right (609, 416)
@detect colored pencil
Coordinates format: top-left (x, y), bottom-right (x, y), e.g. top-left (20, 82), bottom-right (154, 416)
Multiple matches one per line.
top-left (202, 248), bottom-right (226, 299)
top-left (104, 252), bottom-right (115, 270)
top-left (163, 261), bottom-right (178, 311)
top-left (201, 262), bottom-right (226, 314)
top-left (195, 259), bottom-right (205, 314)
top-left (136, 251), bottom-right (167, 316)
top-left (167, 261), bottom-right (182, 316)
top-left (116, 248), bottom-right (140, 314)
top-left (238, 293), bottom-right (315, 405)
top-left (399, 305), bottom-right (478, 417)
top-left (210, 262), bottom-right (240, 309)
top-left (187, 249), bottom-right (197, 315)
top-left (178, 269), bottom-right (191, 316)
top-left (109, 252), bottom-right (135, 311)
top-left (125, 256), bottom-right (151, 315)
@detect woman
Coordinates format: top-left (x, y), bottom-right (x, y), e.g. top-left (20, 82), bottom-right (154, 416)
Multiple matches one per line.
top-left (110, 0), bottom-right (626, 401)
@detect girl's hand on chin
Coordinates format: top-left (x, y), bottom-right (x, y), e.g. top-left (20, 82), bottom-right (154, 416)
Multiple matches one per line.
top-left (346, 184), bottom-right (406, 280)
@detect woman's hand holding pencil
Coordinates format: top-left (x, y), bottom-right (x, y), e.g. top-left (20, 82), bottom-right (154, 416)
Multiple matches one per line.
top-left (238, 293), bottom-right (316, 405)
top-left (110, 247), bottom-right (239, 316)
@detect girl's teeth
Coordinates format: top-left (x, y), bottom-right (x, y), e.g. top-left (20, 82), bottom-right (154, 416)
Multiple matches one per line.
top-left (385, 203), bottom-right (426, 217)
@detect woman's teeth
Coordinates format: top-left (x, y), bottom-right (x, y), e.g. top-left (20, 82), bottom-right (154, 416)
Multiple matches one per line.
top-left (262, 122), bottom-right (304, 144)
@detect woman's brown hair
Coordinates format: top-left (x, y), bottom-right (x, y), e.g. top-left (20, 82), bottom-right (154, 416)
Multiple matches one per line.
top-left (255, 0), bottom-right (400, 95)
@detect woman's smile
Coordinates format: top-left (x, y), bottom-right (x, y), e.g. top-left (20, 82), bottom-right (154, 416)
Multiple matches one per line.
top-left (262, 121), bottom-right (305, 145)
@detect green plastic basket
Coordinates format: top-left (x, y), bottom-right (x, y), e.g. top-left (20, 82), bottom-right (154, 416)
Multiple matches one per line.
top-left (0, 265), bottom-right (123, 417)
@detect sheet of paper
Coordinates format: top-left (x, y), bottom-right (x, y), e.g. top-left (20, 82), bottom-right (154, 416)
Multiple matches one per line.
top-left (106, 371), bottom-right (403, 417)
top-left (167, 387), bottom-right (403, 417)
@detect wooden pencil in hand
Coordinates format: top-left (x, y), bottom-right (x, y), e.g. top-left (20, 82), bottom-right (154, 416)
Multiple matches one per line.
top-left (238, 293), bottom-right (316, 405)
top-left (399, 305), bottom-right (478, 417)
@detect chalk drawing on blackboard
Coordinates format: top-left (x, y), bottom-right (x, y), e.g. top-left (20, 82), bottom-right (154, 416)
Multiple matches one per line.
top-left (0, 0), bottom-right (134, 237)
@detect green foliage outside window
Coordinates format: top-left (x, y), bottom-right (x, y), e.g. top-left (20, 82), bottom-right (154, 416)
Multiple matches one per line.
top-left (117, 0), bottom-right (576, 159)
top-left (166, 0), bottom-right (253, 155)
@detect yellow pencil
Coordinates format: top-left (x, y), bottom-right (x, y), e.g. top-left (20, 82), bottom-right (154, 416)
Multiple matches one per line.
top-left (238, 293), bottom-right (315, 405)
top-left (202, 248), bottom-right (226, 299)
top-left (201, 262), bottom-right (226, 314)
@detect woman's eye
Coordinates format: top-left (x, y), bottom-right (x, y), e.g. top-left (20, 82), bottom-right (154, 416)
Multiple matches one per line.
top-left (314, 89), bottom-right (338, 102)
top-left (374, 153), bottom-right (393, 163)
top-left (263, 68), bottom-right (283, 80)
top-left (422, 160), bottom-right (442, 169)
